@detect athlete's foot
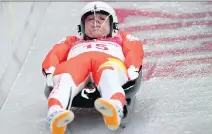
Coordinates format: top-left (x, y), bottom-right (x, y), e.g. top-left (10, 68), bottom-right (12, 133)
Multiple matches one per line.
top-left (94, 98), bottom-right (124, 130)
top-left (47, 109), bottom-right (75, 134)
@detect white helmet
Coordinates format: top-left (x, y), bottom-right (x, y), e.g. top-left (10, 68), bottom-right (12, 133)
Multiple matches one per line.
top-left (77, 1), bottom-right (119, 39)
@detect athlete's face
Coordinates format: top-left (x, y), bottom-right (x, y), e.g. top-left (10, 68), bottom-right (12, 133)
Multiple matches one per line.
top-left (84, 13), bottom-right (110, 38)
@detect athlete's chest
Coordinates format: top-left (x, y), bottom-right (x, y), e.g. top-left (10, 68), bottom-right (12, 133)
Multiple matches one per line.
top-left (71, 37), bottom-right (123, 50)
top-left (67, 37), bottom-right (125, 60)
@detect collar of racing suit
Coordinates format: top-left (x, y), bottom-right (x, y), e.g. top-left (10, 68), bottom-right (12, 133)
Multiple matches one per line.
top-left (84, 34), bottom-right (111, 40)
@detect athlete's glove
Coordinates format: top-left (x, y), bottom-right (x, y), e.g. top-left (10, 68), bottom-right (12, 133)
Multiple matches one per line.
top-left (43, 66), bottom-right (55, 88)
top-left (127, 65), bottom-right (139, 80)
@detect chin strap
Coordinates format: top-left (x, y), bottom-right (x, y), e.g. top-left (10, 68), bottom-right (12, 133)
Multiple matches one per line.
top-left (97, 14), bottom-right (111, 33)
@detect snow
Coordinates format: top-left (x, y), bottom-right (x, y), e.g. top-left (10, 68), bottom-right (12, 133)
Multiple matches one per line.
top-left (0, 2), bottom-right (212, 134)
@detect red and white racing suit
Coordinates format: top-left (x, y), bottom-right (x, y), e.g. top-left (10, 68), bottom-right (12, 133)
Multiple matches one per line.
top-left (42, 31), bottom-right (144, 111)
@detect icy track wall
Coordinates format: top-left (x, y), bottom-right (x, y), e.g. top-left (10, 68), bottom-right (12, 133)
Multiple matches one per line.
top-left (0, 2), bottom-right (211, 134)
top-left (0, 2), bottom-right (49, 108)
top-left (1, 2), bottom-right (212, 109)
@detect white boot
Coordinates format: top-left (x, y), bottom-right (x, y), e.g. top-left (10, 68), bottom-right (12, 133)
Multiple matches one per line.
top-left (94, 98), bottom-right (124, 130)
top-left (47, 106), bottom-right (74, 134)
top-left (47, 73), bottom-right (79, 134)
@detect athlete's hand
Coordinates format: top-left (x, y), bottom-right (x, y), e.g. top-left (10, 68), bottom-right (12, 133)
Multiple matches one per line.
top-left (127, 65), bottom-right (139, 80)
top-left (44, 66), bottom-right (56, 87)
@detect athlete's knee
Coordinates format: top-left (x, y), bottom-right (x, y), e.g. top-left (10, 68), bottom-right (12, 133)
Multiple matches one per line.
top-left (98, 58), bottom-right (127, 73)
top-left (52, 73), bottom-right (77, 88)
top-left (53, 65), bottom-right (70, 76)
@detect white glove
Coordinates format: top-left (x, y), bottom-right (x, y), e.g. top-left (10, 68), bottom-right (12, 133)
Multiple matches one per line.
top-left (44, 66), bottom-right (56, 87)
top-left (127, 65), bottom-right (139, 80)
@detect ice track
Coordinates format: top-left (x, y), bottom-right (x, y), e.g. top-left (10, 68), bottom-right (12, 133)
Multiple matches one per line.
top-left (0, 2), bottom-right (212, 134)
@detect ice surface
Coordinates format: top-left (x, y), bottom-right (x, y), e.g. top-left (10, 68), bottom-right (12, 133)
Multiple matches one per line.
top-left (0, 2), bottom-right (212, 134)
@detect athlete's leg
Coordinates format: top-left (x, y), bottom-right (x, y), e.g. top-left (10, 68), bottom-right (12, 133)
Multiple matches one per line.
top-left (92, 53), bottom-right (129, 130)
top-left (47, 54), bottom-right (91, 134)
top-left (94, 57), bottom-right (128, 103)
